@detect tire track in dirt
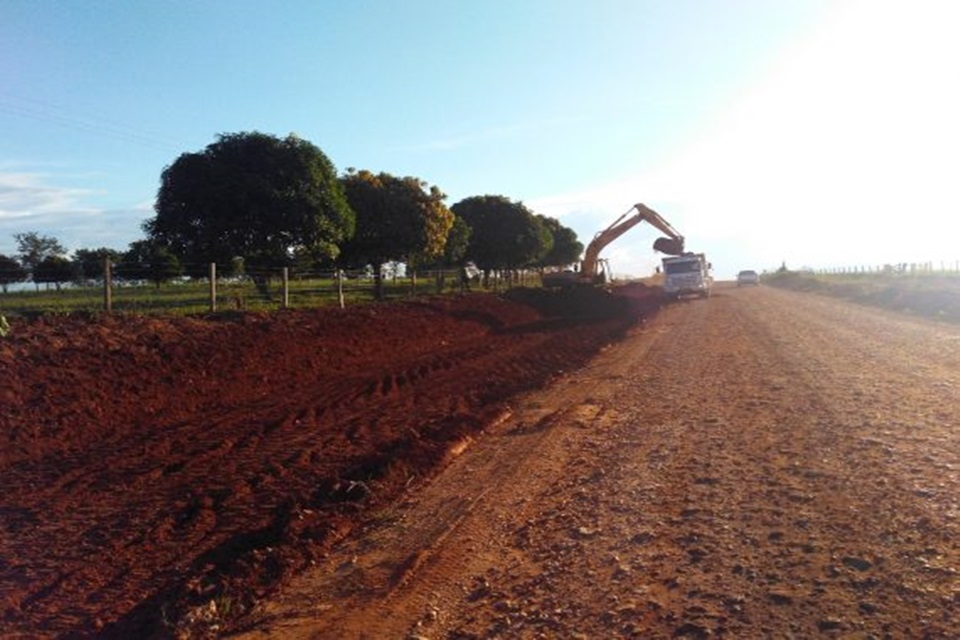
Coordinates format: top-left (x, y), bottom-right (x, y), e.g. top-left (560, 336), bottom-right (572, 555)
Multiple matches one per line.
top-left (231, 286), bottom-right (959, 639)
top-left (450, 288), bottom-right (958, 639)
top-left (0, 289), bottom-right (654, 637)
top-left (228, 313), bottom-right (666, 639)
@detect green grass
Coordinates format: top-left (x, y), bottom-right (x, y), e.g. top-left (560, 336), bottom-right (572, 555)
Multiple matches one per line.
top-left (763, 270), bottom-right (960, 323)
top-left (0, 275), bottom-right (478, 318)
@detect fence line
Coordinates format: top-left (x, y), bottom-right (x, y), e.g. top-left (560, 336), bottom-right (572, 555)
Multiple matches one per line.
top-left (0, 261), bottom-right (538, 317)
top-left (811, 260), bottom-right (960, 277)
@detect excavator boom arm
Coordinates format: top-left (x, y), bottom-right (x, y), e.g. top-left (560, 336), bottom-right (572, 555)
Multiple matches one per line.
top-left (580, 203), bottom-right (684, 278)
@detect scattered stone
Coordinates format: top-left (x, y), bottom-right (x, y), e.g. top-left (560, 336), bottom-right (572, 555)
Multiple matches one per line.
top-left (494, 600), bottom-right (518, 613)
top-left (767, 590), bottom-right (794, 605)
top-left (687, 548), bottom-right (707, 563)
top-left (674, 621), bottom-right (711, 638)
top-left (631, 531), bottom-right (654, 545)
top-left (722, 595), bottom-right (745, 613)
top-left (817, 617), bottom-right (843, 631)
top-left (859, 601), bottom-right (879, 615)
top-left (467, 578), bottom-right (491, 601)
top-left (842, 556), bottom-right (873, 572)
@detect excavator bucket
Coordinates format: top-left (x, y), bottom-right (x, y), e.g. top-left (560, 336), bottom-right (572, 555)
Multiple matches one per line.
top-left (653, 237), bottom-right (684, 255)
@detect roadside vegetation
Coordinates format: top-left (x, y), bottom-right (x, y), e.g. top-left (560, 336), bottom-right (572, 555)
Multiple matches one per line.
top-left (0, 267), bottom-right (533, 318)
top-left (0, 272), bottom-right (445, 317)
top-left (0, 131), bottom-right (583, 319)
top-left (764, 269), bottom-right (960, 323)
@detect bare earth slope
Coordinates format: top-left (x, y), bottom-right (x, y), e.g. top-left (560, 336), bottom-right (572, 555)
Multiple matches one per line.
top-left (234, 284), bottom-right (959, 639)
top-left (0, 286), bottom-right (659, 638)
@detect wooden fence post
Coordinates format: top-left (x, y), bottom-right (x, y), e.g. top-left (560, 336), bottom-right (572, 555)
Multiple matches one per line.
top-left (209, 262), bottom-right (217, 312)
top-left (282, 267), bottom-right (290, 309)
top-left (337, 269), bottom-right (345, 309)
top-left (103, 257), bottom-right (113, 313)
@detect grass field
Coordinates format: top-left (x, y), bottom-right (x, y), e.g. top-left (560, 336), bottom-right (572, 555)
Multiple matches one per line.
top-left (0, 271), bottom-right (481, 318)
top-left (763, 270), bottom-right (960, 323)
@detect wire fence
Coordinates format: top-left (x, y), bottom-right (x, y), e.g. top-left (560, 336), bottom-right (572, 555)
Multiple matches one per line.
top-left (811, 260), bottom-right (960, 277)
top-left (0, 262), bottom-right (539, 318)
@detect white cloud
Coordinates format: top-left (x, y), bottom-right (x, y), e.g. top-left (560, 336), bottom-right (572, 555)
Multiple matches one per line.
top-left (0, 172), bottom-right (99, 219)
top-left (0, 170), bottom-right (145, 255)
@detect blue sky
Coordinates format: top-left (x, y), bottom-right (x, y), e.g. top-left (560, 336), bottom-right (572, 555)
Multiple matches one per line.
top-left (2, 0), bottom-right (958, 279)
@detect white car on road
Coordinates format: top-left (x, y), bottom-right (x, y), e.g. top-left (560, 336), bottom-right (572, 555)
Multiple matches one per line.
top-left (737, 270), bottom-right (760, 286)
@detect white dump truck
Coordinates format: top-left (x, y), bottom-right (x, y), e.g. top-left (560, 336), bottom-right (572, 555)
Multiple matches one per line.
top-left (662, 253), bottom-right (712, 299)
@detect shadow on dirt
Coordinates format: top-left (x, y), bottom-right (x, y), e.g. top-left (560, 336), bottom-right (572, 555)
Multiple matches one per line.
top-left (2, 285), bottom-right (665, 639)
top-left (504, 284), bottom-right (664, 336)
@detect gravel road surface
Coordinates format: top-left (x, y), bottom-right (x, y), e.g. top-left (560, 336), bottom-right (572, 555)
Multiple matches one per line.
top-left (234, 284), bottom-right (959, 639)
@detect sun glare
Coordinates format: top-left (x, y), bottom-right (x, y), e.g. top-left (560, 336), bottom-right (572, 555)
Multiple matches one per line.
top-left (639, 0), bottom-right (960, 267)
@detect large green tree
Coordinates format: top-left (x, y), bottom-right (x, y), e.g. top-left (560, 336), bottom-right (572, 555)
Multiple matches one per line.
top-left (440, 215), bottom-right (471, 267)
top-left (33, 255), bottom-right (76, 291)
top-left (118, 240), bottom-right (183, 287)
top-left (339, 170), bottom-right (454, 299)
top-left (73, 247), bottom-right (123, 282)
top-left (15, 231), bottom-right (66, 274)
top-left (451, 195), bottom-right (553, 275)
top-left (0, 255), bottom-right (27, 293)
top-left (15, 232), bottom-right (67, 290)
top-left (146, 132), bottom-right (355, 278)
top-left (537, 215), bottom-right (583, 268)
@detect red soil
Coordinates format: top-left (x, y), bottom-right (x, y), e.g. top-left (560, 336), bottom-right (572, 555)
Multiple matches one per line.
top-left (0, 284), bottom-right (661, 638)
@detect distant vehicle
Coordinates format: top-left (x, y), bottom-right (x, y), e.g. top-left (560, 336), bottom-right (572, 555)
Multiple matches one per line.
top-left (737, 270), bottom-right (760, 286)
top-left (462, 262), bottom-right (481, 280)
top-left (662, 252), bottom-right (712, 299)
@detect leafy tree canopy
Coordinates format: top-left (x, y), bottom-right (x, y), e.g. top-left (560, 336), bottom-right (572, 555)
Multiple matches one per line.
top-left (146, 132), bottom-right (355, 277)
top-left (0, 254), bottom-right (28, 292)
top-left (537, 215), bottom-right (583, 267)
top-left (340, 170), bottom-right (454, 296)
top-left (33, 255), bottom-right (75, 290)
top-left (15, 232), bottom-right (66, 273)
top-left (442, 215), bottom-right (471, 266)
top-left (117, 240), bottom-right (184, 287)
top-left (413, 214), bottom-right (472, 271)
top-left (73, 247), bottom-right (123, 281)
top-left (451, 195), bottom-right (553, 271)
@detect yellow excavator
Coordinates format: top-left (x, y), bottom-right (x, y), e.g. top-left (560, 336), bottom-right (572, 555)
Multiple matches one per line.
top-left (542, 203), bottom-right (685, 287)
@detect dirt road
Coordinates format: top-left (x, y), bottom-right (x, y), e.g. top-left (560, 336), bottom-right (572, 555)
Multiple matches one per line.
top-left (234, 284), bottom-right (959, 639)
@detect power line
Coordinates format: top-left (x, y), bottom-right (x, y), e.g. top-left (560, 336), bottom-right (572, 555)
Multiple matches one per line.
top-left (0, 91), bottom-right (192, 153)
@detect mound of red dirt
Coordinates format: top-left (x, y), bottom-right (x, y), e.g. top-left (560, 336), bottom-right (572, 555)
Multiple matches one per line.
top-left (0, 284), bottom-right (661, 638)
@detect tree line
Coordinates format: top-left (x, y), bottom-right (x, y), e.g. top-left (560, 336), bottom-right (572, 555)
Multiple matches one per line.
top-left (0, 131), bottom-right (584, 298)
